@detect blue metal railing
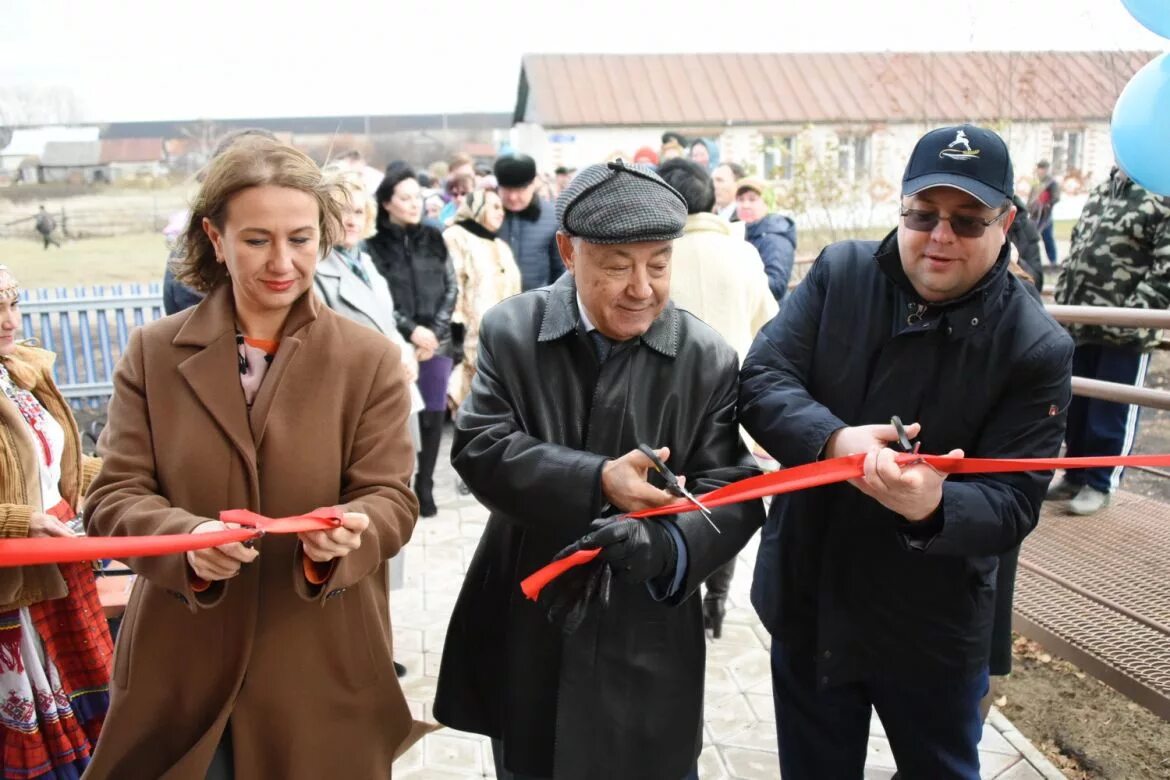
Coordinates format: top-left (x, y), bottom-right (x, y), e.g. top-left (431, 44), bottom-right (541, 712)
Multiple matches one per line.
top-left (18, 284), bottom-right (165, 409)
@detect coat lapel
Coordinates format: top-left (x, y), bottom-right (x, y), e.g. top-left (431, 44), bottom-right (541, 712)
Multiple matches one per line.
top-left (337, 270), bottom-right (381, 327)
top-left (247, 336), bottom-right (300, 447)
top-left (247, 290), bottom-right (320, 448)
top-left (174, 286), bottom-right (257, 472)
top-left (321, 251), bottom-right (394, 335)
top-left (538, 272), bottom-right (679, 357)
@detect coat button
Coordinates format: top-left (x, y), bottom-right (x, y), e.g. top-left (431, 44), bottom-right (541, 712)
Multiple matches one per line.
top-left (822, 650), bottom-right (832, 659)
top-left (970, 317), bottom-right (979, 326)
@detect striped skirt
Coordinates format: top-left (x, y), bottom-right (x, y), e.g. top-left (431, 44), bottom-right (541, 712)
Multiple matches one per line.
top-left (0, 501), bottom-right (112, 779)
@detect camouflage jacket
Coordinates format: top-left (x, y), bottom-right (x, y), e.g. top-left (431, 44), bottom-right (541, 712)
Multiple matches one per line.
top-left (1054, 169), bottom-right (1170, 349)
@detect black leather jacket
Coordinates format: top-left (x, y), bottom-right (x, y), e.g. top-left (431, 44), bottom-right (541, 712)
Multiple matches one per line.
top-left (434, 274), bottom-right (764, 779)
top-left (364, 216), bottom-right (457, 347)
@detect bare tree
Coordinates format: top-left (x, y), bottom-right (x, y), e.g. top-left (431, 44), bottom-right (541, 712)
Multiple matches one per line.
top-left (0, 85), bottom-right (85, 126)
top-left (173, 120), bottom-right (223, 173)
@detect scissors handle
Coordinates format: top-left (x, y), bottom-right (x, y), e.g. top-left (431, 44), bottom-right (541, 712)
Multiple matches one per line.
top-left (638, 444), bottom-right (685, 495)
top-left (638, 443), bottom-right (668, 475)
top-left (890, 416), bottom-right (914, 453)
top-left (637, 443), bottom-right (665, 469)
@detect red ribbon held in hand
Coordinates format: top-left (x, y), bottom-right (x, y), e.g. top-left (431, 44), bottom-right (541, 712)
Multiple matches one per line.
top-left (0, 507), bottom-right (344, 568)
top-left (520, 452), bottom-right (1170, 601)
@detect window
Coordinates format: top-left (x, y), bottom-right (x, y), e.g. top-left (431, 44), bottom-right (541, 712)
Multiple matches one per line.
top-left (1051, 129), bottom-right (1085, 176)
top-left (762, 135), bottom-right (797, 180)
top-left (836, 133), bottom-right (871, 182)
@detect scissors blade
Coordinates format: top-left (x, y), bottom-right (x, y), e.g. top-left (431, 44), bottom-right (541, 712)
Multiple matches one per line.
top-left (679, 487), bottom-right (720, 534)
top-left (638, 443), bottom-right (720, 533)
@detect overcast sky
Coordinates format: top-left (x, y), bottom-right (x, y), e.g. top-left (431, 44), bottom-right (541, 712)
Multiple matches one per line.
top-left (2, 0), bottom-right (1166, 122)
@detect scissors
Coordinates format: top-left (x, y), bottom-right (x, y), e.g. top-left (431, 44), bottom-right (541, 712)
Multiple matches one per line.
top-left (890, 416), bottom-right (935, 471)
top-left (891, 415), bottom-right (917, 453)
top-left (637, 444), bottom-right (720, 534)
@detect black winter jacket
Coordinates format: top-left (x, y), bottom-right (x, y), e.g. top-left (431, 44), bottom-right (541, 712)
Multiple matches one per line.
top-left (434, 274), bottom-right (764, 779)
top-left (1009, 195), bottom-right (1045, 291)
top-left (364, 216), bottom-right (457, 345)
top-left (739, 231), bottom-right (1072, 684)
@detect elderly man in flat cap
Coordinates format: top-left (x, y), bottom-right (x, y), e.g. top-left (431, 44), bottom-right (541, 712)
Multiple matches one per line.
top-left (434, 160), bottom-right (764, 780)
top-left (496, 153), bottom-right (564, 291)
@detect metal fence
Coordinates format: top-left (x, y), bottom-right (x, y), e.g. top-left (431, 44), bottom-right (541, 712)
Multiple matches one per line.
top-left (18, 284), bottom-right (164, 409)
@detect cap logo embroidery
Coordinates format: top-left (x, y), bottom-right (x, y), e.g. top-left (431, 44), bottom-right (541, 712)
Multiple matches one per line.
top-left (939, 130), bottom-right (981, 161)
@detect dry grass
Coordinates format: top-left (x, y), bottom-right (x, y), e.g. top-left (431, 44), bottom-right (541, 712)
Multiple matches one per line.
top-left (0, 233), bottom-right (166, 289)
top-left (0, 209), bottom-right (1078, 289)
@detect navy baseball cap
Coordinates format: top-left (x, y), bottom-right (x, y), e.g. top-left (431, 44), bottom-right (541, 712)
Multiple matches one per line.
top-left (902, 124), bottom-right (1014, 208)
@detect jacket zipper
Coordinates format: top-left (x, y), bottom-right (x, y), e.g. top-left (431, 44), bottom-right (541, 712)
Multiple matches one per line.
top-left (907, 303), bottom-right (927, 325)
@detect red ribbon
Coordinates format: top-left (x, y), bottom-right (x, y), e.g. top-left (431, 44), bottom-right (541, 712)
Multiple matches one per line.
top-left (0, 507), bottom-right (344, 568)
top-left (519, 453), bottom-right (1170, 601)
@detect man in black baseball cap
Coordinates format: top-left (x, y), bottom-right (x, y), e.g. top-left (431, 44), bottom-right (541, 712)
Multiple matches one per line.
top-left (434, 159), bottom-right (764, 779)
top-left (895, 123), bottom-right (1019, 302)
top-left (739, 124), bottom-right (1072, 778)
top-left (902, 124), bottom-right (1016, 207)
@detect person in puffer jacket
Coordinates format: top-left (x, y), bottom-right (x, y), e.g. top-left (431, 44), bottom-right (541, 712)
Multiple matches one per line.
top-left (735, 177), bottom-right (797, 302)
top-left (494, 154), bottom-right (564, 292)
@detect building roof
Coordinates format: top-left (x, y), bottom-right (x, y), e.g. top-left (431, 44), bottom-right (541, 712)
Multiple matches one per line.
top-left (0, 126), bottom-right (100, 158)
top-left (99, 112), bottom-right (512, 139)
top-left (39, 140), bottom-right (103, 167)
top-left (515, 51), bottom-right (1158, 128)
top-left (100, 137), bottom-right (165, 163)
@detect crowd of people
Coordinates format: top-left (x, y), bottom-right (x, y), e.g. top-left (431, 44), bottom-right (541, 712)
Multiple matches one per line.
top-left (0, 117), bottom-right (1165, 780)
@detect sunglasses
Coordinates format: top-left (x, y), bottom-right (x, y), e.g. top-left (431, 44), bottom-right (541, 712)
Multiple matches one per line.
top-left (900, 206), bottom-right (1010, 238)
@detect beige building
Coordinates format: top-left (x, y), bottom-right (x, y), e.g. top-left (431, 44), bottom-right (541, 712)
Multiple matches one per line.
top-left (512, 51), bottom-right (1156, 226)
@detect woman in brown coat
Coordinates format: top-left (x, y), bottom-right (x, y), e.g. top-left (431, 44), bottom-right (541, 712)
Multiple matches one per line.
top-left (83, 138), bottom-right (419, 779)
top-left (0, 266), bottom-right (111, 778)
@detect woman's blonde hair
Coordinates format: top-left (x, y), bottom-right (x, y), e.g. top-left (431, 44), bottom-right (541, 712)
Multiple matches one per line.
top-left (455, 189), bottom-right (502, 229)
top-left (326, 169), bottom-right (376, 240)
top-left (176, 137), bottom-right (343, 292)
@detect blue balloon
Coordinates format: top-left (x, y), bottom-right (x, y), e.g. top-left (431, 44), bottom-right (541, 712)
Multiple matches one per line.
top-left (1122, 0), bottom-right (1170, 38)
top-left (1112, 52), bottom-right (1170, 195)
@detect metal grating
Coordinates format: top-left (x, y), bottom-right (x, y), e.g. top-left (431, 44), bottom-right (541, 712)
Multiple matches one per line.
top-left (1029, 492), bottom-right (1170, 628)
top-left (1014, 491), bottom-right (1170, 719)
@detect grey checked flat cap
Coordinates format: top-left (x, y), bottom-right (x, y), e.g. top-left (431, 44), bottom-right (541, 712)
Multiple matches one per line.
top-left (556, 159), bottom-right (687, 244)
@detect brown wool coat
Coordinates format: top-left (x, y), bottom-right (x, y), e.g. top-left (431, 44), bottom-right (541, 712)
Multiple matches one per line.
top-left (0, 345), bottom-right (102, 611)
top-left (82, 284), bottom-right (419, 779)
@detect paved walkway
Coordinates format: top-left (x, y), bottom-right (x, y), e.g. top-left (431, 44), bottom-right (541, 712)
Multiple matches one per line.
top-left (392, 438), bottom-right (1065, 779)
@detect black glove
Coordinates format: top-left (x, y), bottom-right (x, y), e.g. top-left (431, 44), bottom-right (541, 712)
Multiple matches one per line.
top-left (537, 557), bottom-right (612, 635)
top-left (558, 517), bottom-right (679, 585)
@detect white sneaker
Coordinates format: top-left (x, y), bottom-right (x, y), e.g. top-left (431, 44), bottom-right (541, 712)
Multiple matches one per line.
top-left (1045, 476), bottom-right (1080, 501)
top-left (1068, 485), bottom-right (1110, 516)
